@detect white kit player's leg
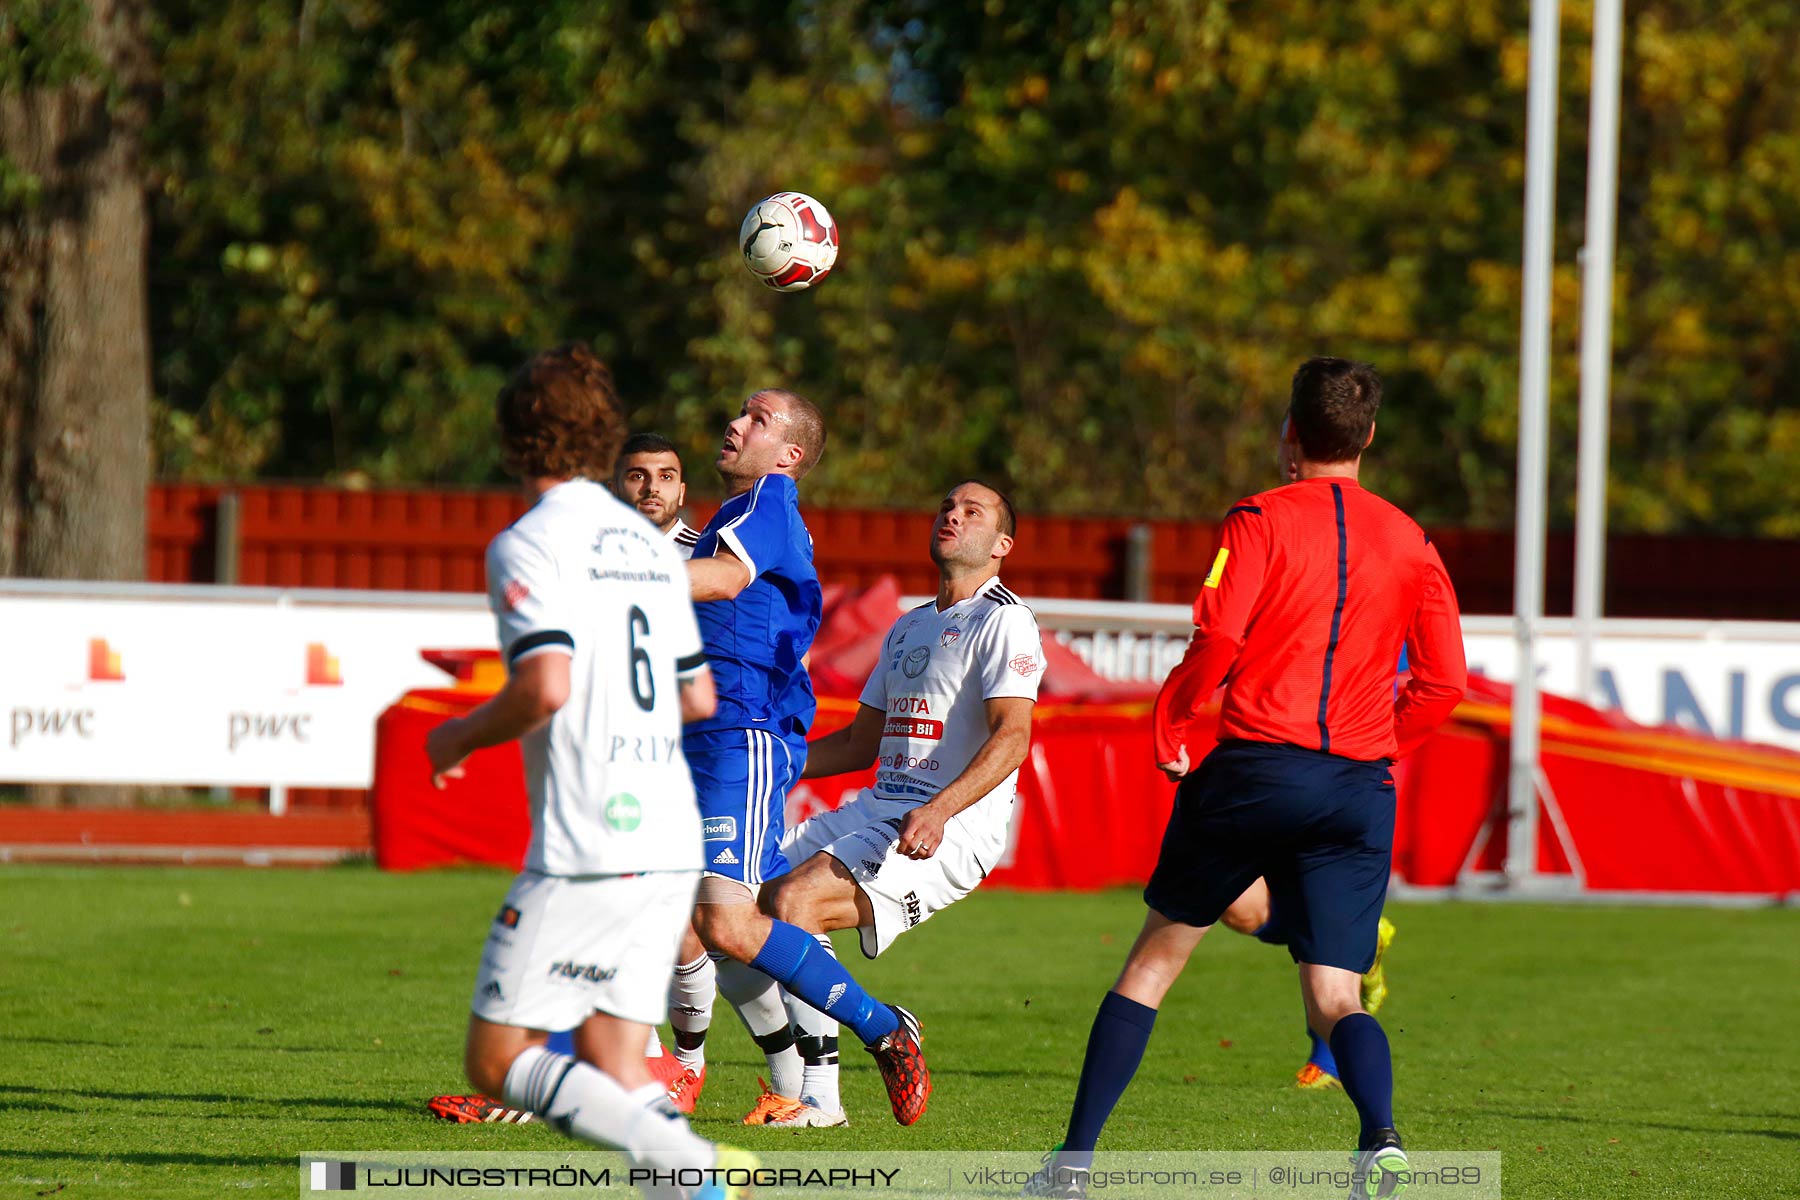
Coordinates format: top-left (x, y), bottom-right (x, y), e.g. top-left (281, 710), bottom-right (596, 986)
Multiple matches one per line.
top-left (504, 1045), bottom-right (714, 1173)
top-left (761, 796), bottom-right (878, 1127)
top-left (669, 951), bottom-right (715, 1074)
top-left (714, 954), bottom-right (805, 1099)
top-left (778, 933), bottom-right (846, 1123)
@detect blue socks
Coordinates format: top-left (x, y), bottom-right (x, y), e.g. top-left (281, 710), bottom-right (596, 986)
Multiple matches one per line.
top-left (1329, 1012), bottom-right (1395, 1147)
top-left (546, 1029), bottom-right (575, 1056)
top-left (1307, 1024), bottom-right (1339, 1076)
top-left (1063, 991), bottom-right (1159, 1158)
top-left (750, 919), bottom-right (898, 1047)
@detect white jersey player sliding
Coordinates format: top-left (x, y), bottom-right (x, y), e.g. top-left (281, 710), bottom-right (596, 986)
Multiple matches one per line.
top-left (755, 479), bottom-right (1046, 1126)
top-left (424, 344), bottom-right (753, 1199)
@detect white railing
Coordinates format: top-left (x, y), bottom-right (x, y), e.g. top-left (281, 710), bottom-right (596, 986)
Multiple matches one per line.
top-left (8, 581), bottom-right (1800, 797)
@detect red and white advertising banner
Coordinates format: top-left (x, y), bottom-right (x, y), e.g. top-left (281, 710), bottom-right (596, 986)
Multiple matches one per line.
top-left (10, 585), bottom-right (1800, 788)
top-left (0, 594), bottom-right (489, 787)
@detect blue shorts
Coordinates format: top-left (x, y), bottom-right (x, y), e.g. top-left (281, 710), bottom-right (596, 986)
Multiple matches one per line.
top-left (1143, 739), bottom-right (1395, 973)
top-left (684, 727), bottom-right (807, 887)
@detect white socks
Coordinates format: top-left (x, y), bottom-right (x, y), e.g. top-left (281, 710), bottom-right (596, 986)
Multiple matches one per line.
top-left (785, 932), bottom-right (843, 1112)
top-left (669, 953), bottom-right (715, 1072)
top-left (503, 1045), bottom-right (712, 1173)
top-left (713, 953), bottom-right (804, 1098)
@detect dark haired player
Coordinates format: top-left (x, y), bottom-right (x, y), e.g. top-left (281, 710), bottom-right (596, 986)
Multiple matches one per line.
top-left (615, 432), bottom-right (701, 553)
top-left (756, 480), bottom-right (1044, 1127)
top-left (1028, 358), bottom-right (1466, 1198)
top-left (607, 431), bottom-right (719, 1104)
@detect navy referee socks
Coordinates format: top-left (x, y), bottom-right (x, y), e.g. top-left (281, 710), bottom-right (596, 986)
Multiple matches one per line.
top-left (1329, 1011), bottom-right (1396, 1148)
top-left (1063, 990), bottom-right (1159, 1159)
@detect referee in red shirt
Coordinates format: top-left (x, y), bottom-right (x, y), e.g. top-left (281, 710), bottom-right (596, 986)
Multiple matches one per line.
top-left (1029, 358), bottom-right (1466, 1199)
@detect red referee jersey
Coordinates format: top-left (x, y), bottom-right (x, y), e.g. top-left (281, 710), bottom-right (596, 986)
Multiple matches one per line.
top-left (1154, 476), bottom-right (1467, 765)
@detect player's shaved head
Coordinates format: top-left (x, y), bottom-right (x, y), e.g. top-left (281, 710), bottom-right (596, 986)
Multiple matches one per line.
top-left (751, 388), bottom-right (827, 478)
top-left (497, 343), bottom-right (627, 480)
top-left (1287, 357), bottom-right (1382, 463)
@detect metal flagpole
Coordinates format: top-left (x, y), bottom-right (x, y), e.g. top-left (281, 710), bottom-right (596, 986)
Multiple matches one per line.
top-left (1574, 0), bottom-right (1624, 706)
top-left (1507, 0), bottom-right (1562, 888)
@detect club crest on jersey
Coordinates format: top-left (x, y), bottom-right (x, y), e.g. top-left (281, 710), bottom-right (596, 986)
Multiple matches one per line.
top-left (940, 626), bottom-right (961, 648)
top-left (502, 580), bottom-right (530, 612)
top-left (702, 816), bottom-right (737, 842)
top-left (902, 646), bottom-right (931, 678)
top-left (1009, 653), bottom-right (1040, 678)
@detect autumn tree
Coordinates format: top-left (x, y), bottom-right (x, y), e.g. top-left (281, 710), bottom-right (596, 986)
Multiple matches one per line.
top-left (1, 0), bottom-right (153, 580)
top-left (138, 1), bottom-right (1800, 535)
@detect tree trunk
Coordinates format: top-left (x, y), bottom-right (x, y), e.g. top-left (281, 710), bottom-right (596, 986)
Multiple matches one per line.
top-left (1, 0), bottom-right (155, 806)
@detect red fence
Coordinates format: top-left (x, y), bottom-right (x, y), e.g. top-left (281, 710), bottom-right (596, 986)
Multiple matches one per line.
top-left (150, 483), bottom-right (1800, 616)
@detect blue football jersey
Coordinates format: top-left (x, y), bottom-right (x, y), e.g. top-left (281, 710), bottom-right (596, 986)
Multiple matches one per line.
top-left (685, 473), bottom-right (822, 740)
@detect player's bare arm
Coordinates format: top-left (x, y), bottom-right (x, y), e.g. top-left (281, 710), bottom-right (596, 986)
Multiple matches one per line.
top-left (686, 544), bottom-right (753, 601)
top-left (897, 695), bottom-right (1033, 859)
top-left (800, 703), bottom-right (884, 778)
top-left (678, 666), bottom-right (718, 724)
top-left (426, 652), bottom-right (570, 788)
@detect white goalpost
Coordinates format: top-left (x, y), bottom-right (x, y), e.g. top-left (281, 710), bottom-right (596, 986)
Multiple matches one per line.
top-left (1487, 0), bottom-right (1626, 896)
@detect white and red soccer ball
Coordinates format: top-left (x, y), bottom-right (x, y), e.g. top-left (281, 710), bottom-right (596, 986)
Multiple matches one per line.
top-left (739, 192), bottom-right (838, 292)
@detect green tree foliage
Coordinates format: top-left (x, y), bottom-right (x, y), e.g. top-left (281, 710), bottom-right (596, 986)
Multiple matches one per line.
top-left (144, 1), bottom-right (1800, 533)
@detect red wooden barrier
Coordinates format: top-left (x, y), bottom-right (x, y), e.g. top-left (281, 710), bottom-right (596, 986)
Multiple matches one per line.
top-left (147, 483), bottom-right (1800, 617)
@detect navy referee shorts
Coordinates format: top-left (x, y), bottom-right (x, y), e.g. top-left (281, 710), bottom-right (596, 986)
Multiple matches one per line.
top-left (1143, 739), bottom-right (1395, 973)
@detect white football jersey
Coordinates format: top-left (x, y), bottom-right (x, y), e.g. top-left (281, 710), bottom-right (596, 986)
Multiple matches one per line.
top-left (667, 517), bottom-right (700, 560)
top-left (858, 576), bottom-right (1045, 852)
top-left (485, 480), bottom-right (706, 876)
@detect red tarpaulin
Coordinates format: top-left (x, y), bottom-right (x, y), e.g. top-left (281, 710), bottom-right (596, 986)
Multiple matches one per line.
top-left (372, 581), bottom-right (1800, 898)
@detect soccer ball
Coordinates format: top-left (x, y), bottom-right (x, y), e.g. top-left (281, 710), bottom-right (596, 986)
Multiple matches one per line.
top-left (738, 192), bottom-right (839, 292)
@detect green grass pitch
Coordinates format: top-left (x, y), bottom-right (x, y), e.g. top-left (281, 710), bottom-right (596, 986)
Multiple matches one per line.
top-left (1, 865), bottom-right (1795, 1199)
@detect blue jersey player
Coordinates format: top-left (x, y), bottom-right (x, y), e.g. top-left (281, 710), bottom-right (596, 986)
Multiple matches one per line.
top-left (682, 389), bottom-right (929, 1129)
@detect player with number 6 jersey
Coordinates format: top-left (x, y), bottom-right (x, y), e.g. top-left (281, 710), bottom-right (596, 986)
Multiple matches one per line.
top-left (480, 481), bottom-right (704, 877)
top-left (424, 344), bottom-right (754, 1198)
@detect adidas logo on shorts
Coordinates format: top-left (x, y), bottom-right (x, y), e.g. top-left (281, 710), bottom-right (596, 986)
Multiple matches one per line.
top-left (712, 848), bottom-right (739, 865)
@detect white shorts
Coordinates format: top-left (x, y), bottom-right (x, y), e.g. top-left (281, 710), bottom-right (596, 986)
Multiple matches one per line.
top-left (782, 788), bottom-right (1000, 959)
top-left (470, 870), bottom-right (700, 1030)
